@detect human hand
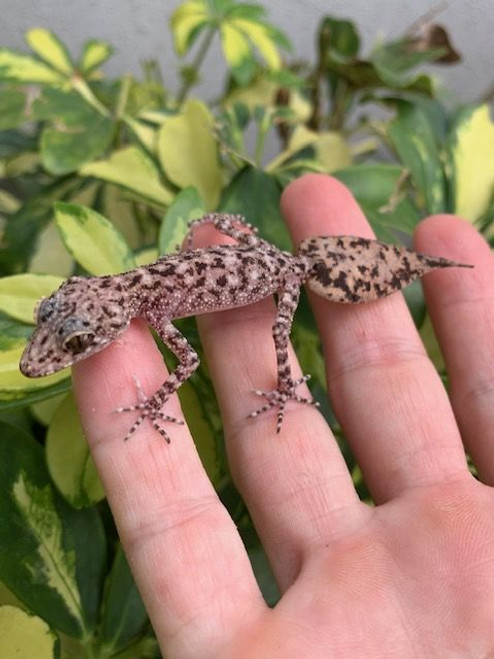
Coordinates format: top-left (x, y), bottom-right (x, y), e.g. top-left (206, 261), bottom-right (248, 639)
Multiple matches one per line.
top-left (73, 174), bottom-right (494, 658)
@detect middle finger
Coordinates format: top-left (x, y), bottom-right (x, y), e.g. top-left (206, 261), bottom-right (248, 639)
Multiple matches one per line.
top-left (282, 174), bottom-right (469, 504)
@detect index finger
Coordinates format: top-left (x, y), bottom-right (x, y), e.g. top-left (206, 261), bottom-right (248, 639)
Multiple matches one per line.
top-left (73, 320), bottom-right (264, 658)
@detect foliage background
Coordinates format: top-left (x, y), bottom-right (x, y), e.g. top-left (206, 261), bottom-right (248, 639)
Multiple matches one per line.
top-left (0, 2), bottom-right (493, 657)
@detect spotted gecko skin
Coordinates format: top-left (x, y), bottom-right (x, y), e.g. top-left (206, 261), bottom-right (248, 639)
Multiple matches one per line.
top-left (20, 213), bottom-right (471, 441)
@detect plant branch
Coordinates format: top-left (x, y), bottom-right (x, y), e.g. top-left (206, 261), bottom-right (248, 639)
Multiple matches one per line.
top-left (176, 26), bottom-right (217, 106)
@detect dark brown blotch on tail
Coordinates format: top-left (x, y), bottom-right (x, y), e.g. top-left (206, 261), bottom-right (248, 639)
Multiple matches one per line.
top-left (298, 235), bottom-right (472, 304)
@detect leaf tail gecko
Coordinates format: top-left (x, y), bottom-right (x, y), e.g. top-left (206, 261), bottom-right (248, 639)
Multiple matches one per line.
top-left (19, 213), bottom-right (472, 441)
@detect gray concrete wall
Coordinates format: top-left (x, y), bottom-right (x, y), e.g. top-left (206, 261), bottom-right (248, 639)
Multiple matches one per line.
top-left (1, 1), bottom-right (492, 103)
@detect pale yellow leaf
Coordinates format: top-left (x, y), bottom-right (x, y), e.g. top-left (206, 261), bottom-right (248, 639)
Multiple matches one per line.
top-left (158, 100), bottom-right (222, 209)
top-left (79, 145), bottom-right (173, 207)
top-left (0, 346), bottom-right (67, 392)
top-left (46, 393), bottom-right (105, 508)
top-left (453, 104), bottom-right (494, 221)
top-left (26, 28), bottom-right (73, 75)
top-left (220, 24), bottom-right (251, 68)
top-left (0, 606), bottom-right (56, 659)
top-left (0, 274), bottom-right (64, 324)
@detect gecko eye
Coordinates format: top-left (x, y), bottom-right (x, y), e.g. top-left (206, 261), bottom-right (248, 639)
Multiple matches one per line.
top-left (35, 296), bottom-right (59, 324)
top-left (63, 333), bottom-right (96, 354)
top-left (58, 317), bottom-right (96, 354)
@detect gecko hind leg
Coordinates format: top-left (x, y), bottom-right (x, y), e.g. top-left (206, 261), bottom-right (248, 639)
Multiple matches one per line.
top-left (249, 278), bottom-right (319, 433)
top-left (249, 374), bottom-right (320, 433)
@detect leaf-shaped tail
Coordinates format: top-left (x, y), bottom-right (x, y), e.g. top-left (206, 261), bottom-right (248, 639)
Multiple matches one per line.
top-left (298, 235), bottom-right (472, 304)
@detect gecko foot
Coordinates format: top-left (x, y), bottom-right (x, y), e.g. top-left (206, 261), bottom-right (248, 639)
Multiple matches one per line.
top-left (249, 375), bottom-right (320, 433)
top-left (115, 377), bottom-right (184, 442)
top-left (113, 375), bottom-right (184, 444)
top-left (115, 402), bottom-right (185, 443)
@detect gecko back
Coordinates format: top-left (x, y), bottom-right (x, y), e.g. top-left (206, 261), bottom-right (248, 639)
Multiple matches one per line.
top-left (298, 235), bottom-right (472, 304)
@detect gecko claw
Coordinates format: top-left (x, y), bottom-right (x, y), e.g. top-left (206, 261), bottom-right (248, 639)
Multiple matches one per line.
top-left (248, 374), bottom-right (319, 433)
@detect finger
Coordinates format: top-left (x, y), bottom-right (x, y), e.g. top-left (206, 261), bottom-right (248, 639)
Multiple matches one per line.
top-left (415, 215), bottom-right (494, 484)
top-left (73, 320), bottom-right (264, 659)
top-left (282, 174), bottom-right (469, 504)
top-left (193, 224), bottom-right (363, 591)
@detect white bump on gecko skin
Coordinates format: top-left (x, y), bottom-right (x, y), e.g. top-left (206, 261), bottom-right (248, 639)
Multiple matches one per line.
top-left (20, 213), bottom-right (472, 442)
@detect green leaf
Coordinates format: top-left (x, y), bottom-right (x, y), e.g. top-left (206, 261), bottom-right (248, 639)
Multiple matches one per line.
top-left (178, 375), bottom-right (221, 485)
top-left (371, 38), bottom-right (444, 87)
top-left (159, 186), bottom-right (205, 254)
top-left (46, 393), bottom-right (105, 508)
top-left (158, 100), bottom-right (222, 209)
top-left (79, 39), bottom-right (113, 74)
top-left (54, 202), bottom-right (135, 275)
top-left (0, 424), bottom-right (106, 637)
top-left (450, 104), bottom-right (494, 222)
top-left (0, 311), bottom-right (33, 351)
top-left (31, 88), bottom-right (115, 175)
top-left (26, 28), bottom-right (73, 76)
top-left (99, 544), bottom-right (149, 654)
top-left (318, 17), bottom-right (360, 59)
top-left (0, 89), bottom-right (27, 130)
top-left (0, 274), bottom-right (64, 325)
top-left (0, 605), bottom-right (58, 658)
top-left (388, 100), bottom-right (446, 214)
top-left (79, 145), bottom-right (173, 207)
top-left (219, 166), bottom-right (290, 249)
top-left (41, 118), bottom-right (115, 176)
top-left (334, 164), bottom-right (420, 241)
top-left (0, 49), bottom-right (65, 84)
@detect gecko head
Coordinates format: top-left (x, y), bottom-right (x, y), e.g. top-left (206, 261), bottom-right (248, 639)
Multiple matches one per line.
top-left (20, 274), bottom-right (131, 377)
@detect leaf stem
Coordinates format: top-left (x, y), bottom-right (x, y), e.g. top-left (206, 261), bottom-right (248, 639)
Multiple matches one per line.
top-left (176, 26), bottom-right (217, 106)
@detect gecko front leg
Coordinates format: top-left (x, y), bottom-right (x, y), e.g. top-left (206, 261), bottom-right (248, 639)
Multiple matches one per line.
top-left (116, 321), bottom-right (199, 442)
top-left (249, 278), bottom-right (319, 432)
top-left (183, 213), bottom-right (260, 250)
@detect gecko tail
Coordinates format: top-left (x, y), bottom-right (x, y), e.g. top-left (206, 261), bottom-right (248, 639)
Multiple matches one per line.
top-left (298, 235), bottom-right (473, 304)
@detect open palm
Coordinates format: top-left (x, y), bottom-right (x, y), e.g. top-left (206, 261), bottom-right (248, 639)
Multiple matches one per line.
top-left (73, 174), bottom-right (494, 658)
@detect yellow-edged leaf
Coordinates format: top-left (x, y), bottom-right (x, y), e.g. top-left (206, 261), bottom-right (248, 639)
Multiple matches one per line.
top-left (452, 104), bottom-right (494, 221)
top-left (54, 202), bottom-right (135, 275)
top-left (79, 145), bottom-right (173, 207)
top-left (46, 393), bottom-right (105, 508)
top-left (0, 274), bottom-right (64, 324)
top-left (0, 606), bottom-right (56, 659)
top-left (170, 0), bottom-right (207, 25)
top-left (232, 19), bottom-right (281, 70)
top-left (158, 100), bottom-right (222, 209)
top-left (79, 40), bottom-right (113, 73)
top-left (0, 346), bottom-right (67, 395)
top-left (26, 28), bottom-right (73, 75)
top-left (0, 49), bottom-right (65, 84)
top-left (124, 116), bottom-right (158, 153)
top-left (171, 12), bottom-right (208, 55)
top-left (314, 131), bottom-right (352, 172)
top-left (220, 24), bottom-right (251, 68)
top-left (266, 126), bottom-right (351, 173)
top-left (224, 77), bottom-right (311, 122)
top-left (12, 472), bottom-right (83, 626)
